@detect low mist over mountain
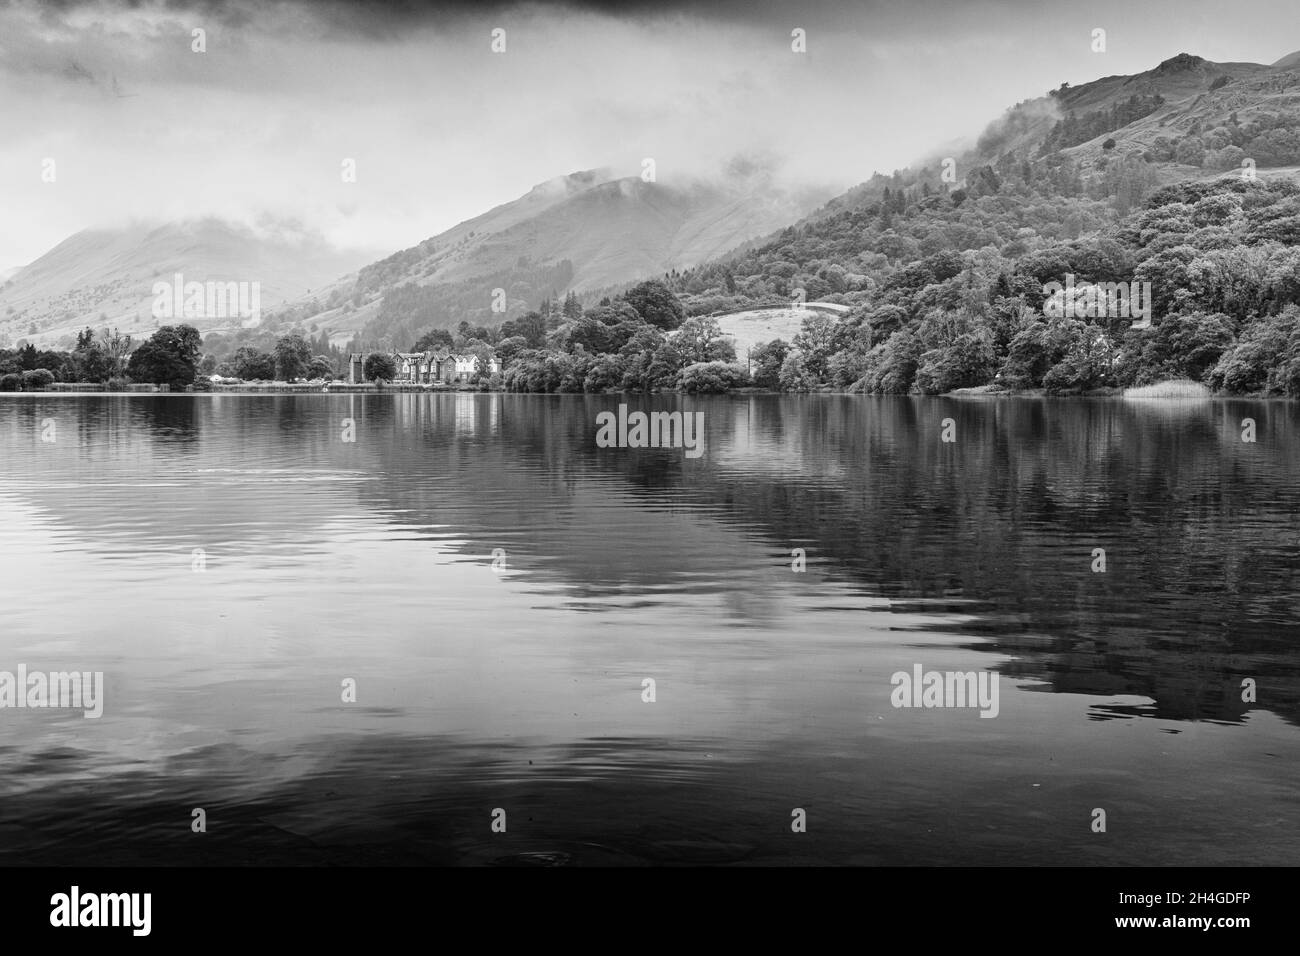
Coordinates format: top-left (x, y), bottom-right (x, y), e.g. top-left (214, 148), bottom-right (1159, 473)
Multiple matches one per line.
top-left (814, 50), bottom-right (1300, 223)
top-left (976, 51), bottom-right (1298, 171)
top-left (272, 165), bottom-right (834, 348)
top-left (7, 48), bottom-right (1298, 364)
top-left (0, 220), bottom-right (377, 348)
top-left (632, 47), bottom-right (1300, 400)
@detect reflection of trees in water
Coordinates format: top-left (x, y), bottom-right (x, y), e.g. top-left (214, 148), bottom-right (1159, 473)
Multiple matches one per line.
top-left (357, 393), bottom-right (718, 602)
top-left (728, 396), bottom-right (1300, 727)
top-left (12, 392), bottom-right (1286, 727)
top-left (129, 395), bottom-right (200, 450)
top-left (362, 393), bottom-right (1300, 727)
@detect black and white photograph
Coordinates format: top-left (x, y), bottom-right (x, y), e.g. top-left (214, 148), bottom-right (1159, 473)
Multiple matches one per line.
top-left (0, 0), bottom-right (1296, 936)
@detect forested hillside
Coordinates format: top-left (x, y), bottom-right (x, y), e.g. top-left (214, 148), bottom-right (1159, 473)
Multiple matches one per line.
top-left (485, 52), bottom-right (1300, 396)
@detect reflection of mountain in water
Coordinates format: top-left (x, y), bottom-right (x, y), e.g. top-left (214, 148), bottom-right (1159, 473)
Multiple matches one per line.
top-left (1, 393), bottom-right (1298, 728)
top-left (354, 393), bottom-right (1300, 729)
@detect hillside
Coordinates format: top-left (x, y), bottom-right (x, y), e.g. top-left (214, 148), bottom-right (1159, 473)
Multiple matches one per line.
top-left (8, 47), bottom-right (1300, 399)
top-left (658, 49), bottom-right (1300, 311)
top-left (487, 48), bottom-right (1300, 399)
top-left (0, 219), bottom-right (375, 349)
top-left (806, 51), bottom-right (1300, 228)
top-left (274, 167), bottom-right (833, 349)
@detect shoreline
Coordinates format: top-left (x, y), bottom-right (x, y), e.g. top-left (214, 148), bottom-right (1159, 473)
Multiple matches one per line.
top-left (2, 386), bottom-right (1283, 399)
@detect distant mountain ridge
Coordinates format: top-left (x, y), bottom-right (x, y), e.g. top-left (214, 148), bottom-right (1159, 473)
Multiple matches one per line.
top-left (7, 48), bottom-right (1298, 354)
top-left (0, 219), bottom-right (377, 348)
top-left (275, 166), bottom-right (834, 348)
top-left (806, 49), bottom-right (1300, 224)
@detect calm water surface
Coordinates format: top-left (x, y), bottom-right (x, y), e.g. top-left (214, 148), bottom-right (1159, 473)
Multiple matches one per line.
top-left (1, 393), bottom-right (1298, 865)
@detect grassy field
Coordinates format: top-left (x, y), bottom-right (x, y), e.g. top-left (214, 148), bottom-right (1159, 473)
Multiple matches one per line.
top-left (713, 308), bottom-right (809, 365)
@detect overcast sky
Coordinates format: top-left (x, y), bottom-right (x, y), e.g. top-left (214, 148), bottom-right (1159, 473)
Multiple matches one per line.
top-left (1, 0), bottom-right (1297, 268)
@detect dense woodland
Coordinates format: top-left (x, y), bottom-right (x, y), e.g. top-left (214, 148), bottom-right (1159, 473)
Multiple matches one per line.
top-left (487, 169), bottom-right (1300, 397)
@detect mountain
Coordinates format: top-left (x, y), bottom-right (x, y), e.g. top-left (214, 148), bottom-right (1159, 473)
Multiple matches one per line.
top-left (0, 220), bottom-right (378, 348)
top-left (274, 167), bottom-right (834, 348)
top-left (809, 50), bottom-right (1300, 224)
top-left (1271, 50), bottom-right (1300, 71)
top-left (634, 49), bottom-right (1300, 399)
top-left (1033, 51), bottom-right (1299, 169)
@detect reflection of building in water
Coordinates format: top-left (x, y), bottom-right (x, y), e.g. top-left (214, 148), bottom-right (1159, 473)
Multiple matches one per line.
top-left (346, 349), bottom-right (501, 384)
top-left (453, 393), bottom-right (501, 436)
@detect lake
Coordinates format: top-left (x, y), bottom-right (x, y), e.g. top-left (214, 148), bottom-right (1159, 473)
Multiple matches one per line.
top-left (1, 392), bottom-right (1298, 866)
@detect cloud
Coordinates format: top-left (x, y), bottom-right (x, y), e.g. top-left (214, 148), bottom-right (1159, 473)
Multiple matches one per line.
top-left (1, 0), bottom-right (1297, 269)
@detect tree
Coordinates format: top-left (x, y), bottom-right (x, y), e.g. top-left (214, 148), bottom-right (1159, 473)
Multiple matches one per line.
top-left (495, 336), bottom-right (528, 366)
top-left (307, 355), bottom-right (335, 380)
top-left (749, 339), bottom-right (790, 390)
top-left (792, 313), bottom-right (846, 382)
top-left (507, 311), bottom-right (548, 348)
top-left (21, 369), bottom-right (54, 390)
top-left (674, 317), bottom-right (735, 364)
top-left (464, 340), bottom-right (496, 383)
top-left (583, 354), bottom-right (626, 392)
top-left (0, 373), bottom-right (21, 391)
top-left (100, 330), bottom-right (132, 379)
top-left (562, 291), bottom-right (583, 320)
top-left (73, 336), bottom-right (112, 383)
top-left (1113, 311), bottom-right (1236, 386)
top-left (126, 324), bottom-right (201, 388)
top-left (998, 318), bottom-right (1082, 390)
top-left (274, 333), bottom-right (312, 381)
top-left (584, 302), bottom-right (641, 326)
top-left (1174, 136), bottom-right (1206, 167)
top-left (778, 350), bottom-right (819, 391)
top-left (1042, 329), bottom-right (1116, 393)
top-left (232, 347), bottom-right (276, 381)
top-left (645, 338), bottom-right (686, 389)
top-left (363, 353), bottom-right (398, 384)
top-left (914, 329), bottom-right (998, 394)
top-left (863, 327), bottom-right (925, 394)
top-left (616, 325), bottom-right (667, 391)
top-left (563, 315), bottom-right (617, 354)
top-left (413, 328), bottom-right (455, 352)
top-left (1208, 310), bottom-right (1292, 394)
top-left (622, 279), bottom-right (685, 330)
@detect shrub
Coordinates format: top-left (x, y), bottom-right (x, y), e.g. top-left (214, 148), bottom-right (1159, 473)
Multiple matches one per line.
top-left (678, 361), bottom-right (749, 393)
top-left (22, 368), bottom-right (55, 390)
top-left (0, 373), bottom-right (21, 391)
